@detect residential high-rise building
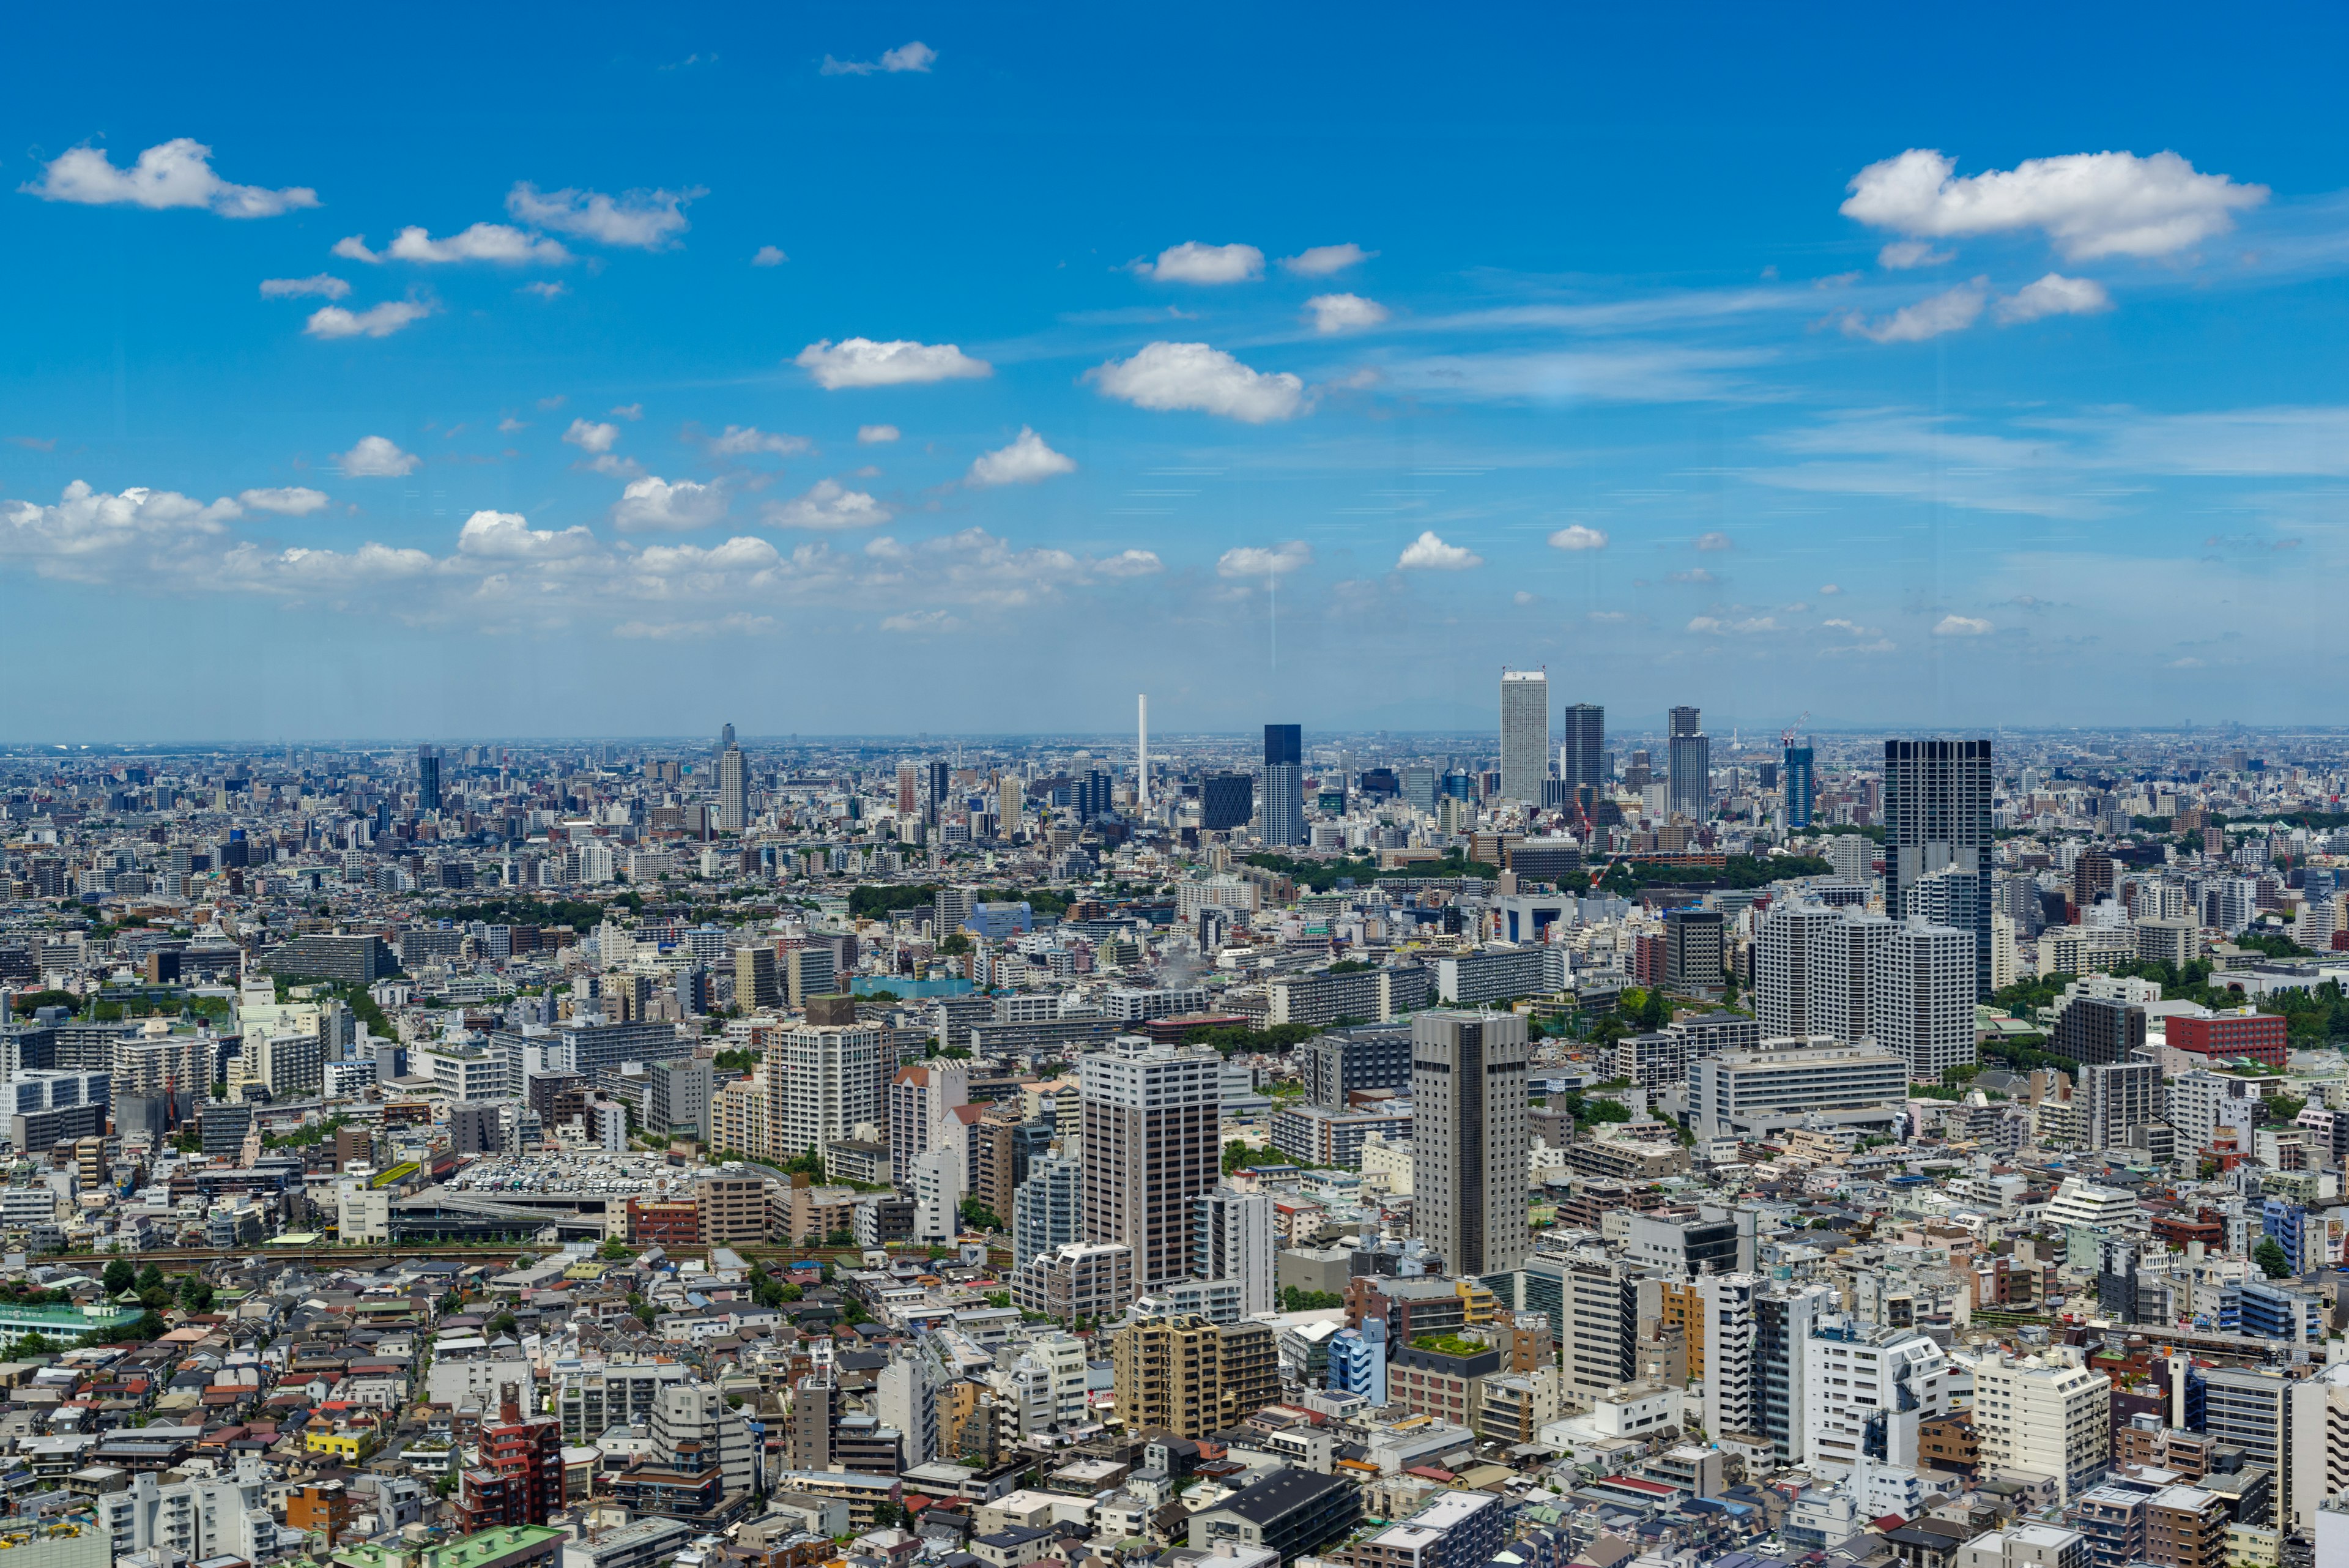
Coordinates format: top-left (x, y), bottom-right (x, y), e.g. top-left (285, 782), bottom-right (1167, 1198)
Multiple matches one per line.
top-left (1975, 1353), bottom-right (2113, 1503)
top-left (773, 1003), bottom-right (885, 1164)
top-left (1783, 744), bottom-right (1814, 829)
top-left (1802, 1318), bottom-right (1959, 1477)
top-left (1560, 703), bottom-right (1605, 798)
top-left (998, 773), bottom-right (1023, 836)
top-left (2082, 1061), bottom-right (2161, 1151)
top-left (1110, 1313), bottom-right (1278, 1440)
top-left (888, 1063), bottom-right (968, 1187)
top-left (1871, 916), bottom-right (1976, 1085)
top-left (1200, 773), bottom-right (1253, 832)
top-left (1499, 670), bottom-right (1549, 803)
top-left (1078, 1039), bottom-right (1222, 1289)
top-left (1667, 706), bottom-right (1710, 819)
top-left (1754, 902), bottom-right (1844, 1042)
top-left (1012, 1153), bottom-right (1082, 1267)
top-left (1561, 1253), bottom-right (1639, 1403)
top-left (716, 745), bottom-right (748, 833)
top-left (1262, 724), bottom-right (1306, 847)
top-left (417, 745), bottom-right (442, 814)
top-left (1193, 1189), bottom-right (1275, 1317)
top-left (732, 945), bottom-right (778, 1011)
top-left (1885, 738), bottom-right (1994, 999)
top-left (896, 763), bottom-right (919, 818)
top-left (1411, 1009), bottom-right (1531, 1278)
top-left (1665, 907), bottom-right (1725, 990)
top-left (2204, 1367), bottom-right (2293, 1531)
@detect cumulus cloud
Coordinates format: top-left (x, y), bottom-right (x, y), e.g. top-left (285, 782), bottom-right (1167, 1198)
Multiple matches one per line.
top-left (1996, 272), bottom-right (2113, 324)
top-left (333, 436), bottom-right (420, 477)
top-left (967, 428), bottom-right (1076, 486)
top-left (1280, 243), bottom-right (1375, 277)
top-left (0, 481), bottom-right (240, 582)
top-left (763, 478), bottom-right (889, 529)
top-left (304, 299), bottom-right (435, 340)
top-left (1841, 148), bottom-right (2268, 261)
top-left (259, 274), bottom-right (349, 300)
top-left (612, 476), bottom-right (729, 532)
top-left (1688, 615), bottom-right (1782, 634)
top-left (1548, 524), bottom-right (1609, 551)
top-left (1878, 240), bottom-right (1953, 270)
top-left (23, 139), bottom-right (317, 218)
top-left (1694, 530), bottom-right (1734, 551)
top-left (1096, 549), bottom-right (1163, 578)
top-left (1669, 568), bottom-right (1718, 585)
top-left (457, 509), bottom-right (599, 559)
top-left (237, 487), bottom-right (330, 516)
top-left (563, 418), bottom-right (620, 455)
top-left (335, 225), bottom-right (570, 266)
top-left (1819, 582), bottom-right (1843, 594)
top-left (752, 245), bottom-right (787, 267)
top-left (821, 40), bottom-right (936, 74)
top-left (521, 281), bottom-right (568, 300)
top-left (1217, 541), bottom-right (1312, 578)
top-left (702, 425), bottom-right (811, 458)
top-left (1305, 292), bottom-right (1389, 334)
top-left (1086, 341), bottom-right (1306, 423)
top-left (505, 183), bottom-right (699, 248)
top-left (857, 424), bottom-right (900, 444)
top-left (1395, 531), bottom-right (1482, 570)
top-left (794, 337), bottom-right (991, 388)
top-left (1841, 278), bottom-right (1987, 343)
top-left (1140, 242), bottom-right (1264, 284)
top-left (1934, 614), bottom-right (1994, 636)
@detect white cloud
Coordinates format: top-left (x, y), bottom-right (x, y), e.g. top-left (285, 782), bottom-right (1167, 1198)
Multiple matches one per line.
top-left (615, 612), bottom-right (778, 639)
top-left (1096, 549), bottom-right (1163, 578)
top-left (333, 436), bottom-right (420, 477)
top-left (304, 299), bottom-right (435, 340)
top-left (1688, 615), bottom-right (1782, 634)
top-left (820, 40), bottom-right (937, 75)
top-left (587, 454), bottom-right (645, 479)
top-left (259, 274), bottom-right (349, 300)
top-left (1669, 568), bottom-right (1718, 585)
top-left (881, 609), bottom-right (960, 633)
top-left (703, 425), bottom-right (811, 458)
top-left (1819, 639), bottom-right (1898, 656)
top-left (563, 418), bottom-right (620, 455)
top-left (1514, 590), bottom-right (1538, 605)
top-left (505, 183), bottom-right (697, 248)
top-left (1395, 530), bottom-right (1482, 570)
top-left (1085, 341), bottom-right (1306, 423)
top-left (752, 245), bottom-right (787, 267)
top-left (1841, 278), bottom-right (1987, 343)
top-left (1587, 609), bottom-right (1629, 623)
top-left (857, 424), bottom-right (900, 444)
top-left (612, 476), bottom-right (729, 532)
top-left (794, 337), bottom-right (991, 388)
top-left (237, 486), bottom-right (330, 516)
top-left (1548, 524), bottom-right (1609, 551)
top-left (1934, 614), bottom-right (1994, 636)
top-left (1877, 239), bottom-right (1953, 270)
top-left (456, 509), bottom-right (599, 559)
top-left (521, 280), bottom-right (568, 300)
top-left (967, 428), bottom-right (1076, 486)
top-left (1996, 272), bottom-right (2113, 324)
top-left (1217, 541), bottom-right (1312, 578)
top-left (1280, 243), bottom-right (1375, 277)
top-left (763, 478), bottom-right (889, 529)
top-left (610, 404), bottom-right (643, 420)
top-left (1819, 582), bottom-right (1842, 595)
top-left (23, 138), bottom-right (317, 218)
top-left (0, 481), bottom-right (240, 582)
top-left (1841, 148), bottom-right (2268, 261)
top-left (335, 225), bottom-right (570, 266)
top-left (1141, 242), bottom-right (1264, 284)
top-left (1305, 292), bottom-right (1389, 334)
top-left (1694, 530), bottom-right (1734, 551)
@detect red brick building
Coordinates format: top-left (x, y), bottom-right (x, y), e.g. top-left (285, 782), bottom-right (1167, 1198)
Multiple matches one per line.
top-left (627, 1197), bottom-right (703, 1247)
top-left (2165, 1011), bottom-right (2287, 1066)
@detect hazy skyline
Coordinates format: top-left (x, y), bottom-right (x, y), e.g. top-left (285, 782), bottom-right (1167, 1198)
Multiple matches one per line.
top-left (4, 7), bottom-right (2348, 740)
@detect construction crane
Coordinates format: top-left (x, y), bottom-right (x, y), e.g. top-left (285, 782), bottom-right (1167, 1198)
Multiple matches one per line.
top-left (1779, 710), bottom-right (1809, 751)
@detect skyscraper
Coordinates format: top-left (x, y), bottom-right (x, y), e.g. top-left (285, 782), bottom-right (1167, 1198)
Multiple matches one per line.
top-left (1078, 1039), bottom-right (1222, 1289)
top-left (716, 745), bottom-right (748, 833)
top-left (926, 760), bottom-right (951, 827)
top-left (1783, 744), bottom-right (1814, 829)
top-left (1666, 707), bottom-right (1709, 819)
top-left (417, 745), bottom-right (442, 814)
top-left (1411, 1009), bottom-right (1531, 1279)
top-left (717, 721), bottom-right (735, 754)
top-left (1200, 773), bottom-right (1253, 831)
top-left (896, 763), bottom-right (919, 819)
top-left (1883, 738), bottom-right (1994, 998)
top-left (1262, 724), bottom-right (1306, 847)
top-left (1498, 670), bottom-right (1549, 803)
top-left (1193, 1189), bottom-right (1275, 1316)
top-left (1871, 916), bottom-right (1976, 1084)
top-left (998, 773), bottom-right (1023, 837)
top-left (1560, 703), bottom-right (1605, 798)
top-left (1754, 902), bottom-right (1844, 1042)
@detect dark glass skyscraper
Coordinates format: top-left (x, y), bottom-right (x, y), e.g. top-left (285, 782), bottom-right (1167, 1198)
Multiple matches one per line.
top-left (417, 745), bottom-right (442, 814)
top-left (1560, 703), bottom-right (1605, 794)
top-left (1883, 738), bottom-right (1994, 999)
top-left (1783, 745), bottom-right (1814, 829)
top-left (926, 760), bottom-right (950, 826)
top-left (1200, 773), bottom-right (1253, 831)
top-left (1666, 707), bottom-right (1709, 819)
top-left (1263, 724), bottom-right (1305, 847)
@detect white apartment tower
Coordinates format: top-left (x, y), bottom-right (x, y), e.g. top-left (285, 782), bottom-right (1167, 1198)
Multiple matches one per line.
top-left (1974, 1352), bottom-right (2112, 1502)
top-left (1078, 1039), bottom-right (1222, 1290)
top-left (773, 1013), bottom-right (886, 1164)
top-left (1192, 1188), bottom-right (1276, 1317)
top-left (1871, 916), bottom-right (1976, 1084)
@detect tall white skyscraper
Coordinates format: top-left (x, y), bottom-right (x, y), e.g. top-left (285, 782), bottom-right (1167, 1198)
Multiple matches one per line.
top-left (1499, 671), bottom-right (1549, 803)
top-left (1411, 1009), bottom-right (1531, 1277)
top-left (774, 1007), bottom-right (886, 1163)
top-left (1871, 916), bottom-right (1976, 1084)
top-left (717, 745), bottom-right (748, 833)
top-left (1754, 902), bottom-right (1845, 1042)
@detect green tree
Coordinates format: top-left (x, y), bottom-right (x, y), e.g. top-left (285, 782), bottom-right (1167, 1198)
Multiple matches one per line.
top-left (488, 1312), bottom-right (519, 1337)
top-left (135, 1265), bottom-right (164, 1295)
top-left (2254, 1236), bottom-right (2293, 1279)
top-left (102, 1260), bottom-right (135, 1295)
top-left (958, 1198), bottom-right (1002, 1232)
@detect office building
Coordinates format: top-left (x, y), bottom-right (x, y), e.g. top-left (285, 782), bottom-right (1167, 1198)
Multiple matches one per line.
top-left (926, 760), bottom-right (949, 827)
top-left (717, 745), bottom-right (748, 833)
top-left (1560, 702), bottom-right (1605, 798)
top-left (1975, 1353), bottom-right (2113, 1503)
top-left (2203, 1367), bottom-right (2292, 1531)
top-left (1872, 916), bottom-right (1976, 1083)
top-left (1693, 1036), bottom-right (1910, 1142)
top-left (1411, 1009), bottom-right (1531, 1277)
top-left (1666, 907), bottom-right (1725, 990)
top-left (1298, 1028), bottom-right (1412, 1107)
top-left (1193, 1189), bottom-right (1275, 1317)
top-left (733, 945), bottom-right (777, 1011)
top-left (647, 1057), bottom-right (713, 1141)
top-left (1803, 1318), bottom-right (1959, 1476)
top-left (1263, 724), bottom-right (1306, 847)
top-left (784, 946), bottom-right (836, 1009)
top-left (1111, 1313), bottom-right (1279, 1440)
top-left (773, 1001), bottom-right (885, 1164)
top-left (1401, 764), bottom-right (1439, 814)
top-left (1784, 743), bottom-right (1814, 829)
top-left (1201, 773), bottom-right (1254, 832)
top-left (1499, 670), bottom-right (1549, 803)
top-left (2054, 995), bottom-right (2148, 1068)
top-left (1667, 705), bottom-right (1710, 819)
top-left (418, 744), bottom-right (442, 813)
top-left (1884, 738), bottom-right (1994, 999)
top-left (1561, 1253), bottom-right (1640, 1402)
top-left (260, 932), bottom-right (401, 985)
top-left (1079, 1039), bottom-right (1222, 1289)
top-left (2082, 1062), bottom-right (2161, 1151)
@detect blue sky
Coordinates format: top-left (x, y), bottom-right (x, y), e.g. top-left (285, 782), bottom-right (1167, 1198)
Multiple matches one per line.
top-left (5, 4), bottom-right (2349, 742)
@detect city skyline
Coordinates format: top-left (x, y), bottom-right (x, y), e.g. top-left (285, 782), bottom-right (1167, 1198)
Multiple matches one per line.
top-left (7, 9), bottom-right (2349, 735)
